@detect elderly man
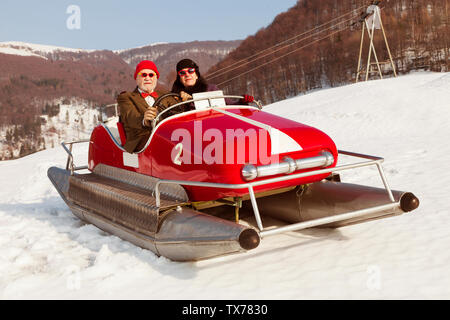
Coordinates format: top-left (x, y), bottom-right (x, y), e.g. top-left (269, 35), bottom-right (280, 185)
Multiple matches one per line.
top-left (117, 60), bottom-right (161, 153)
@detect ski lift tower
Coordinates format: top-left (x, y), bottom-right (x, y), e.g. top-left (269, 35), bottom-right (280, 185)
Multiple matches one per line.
top-left (355, 1), bottom-right (397, 82)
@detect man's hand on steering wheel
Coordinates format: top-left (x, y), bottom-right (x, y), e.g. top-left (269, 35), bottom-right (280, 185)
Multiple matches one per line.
top-left (143, 106), bottom-right (157, 127)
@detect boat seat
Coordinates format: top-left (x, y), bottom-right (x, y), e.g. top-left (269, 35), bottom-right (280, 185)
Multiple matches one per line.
top-left (102, 116), bottom-right (124, 146)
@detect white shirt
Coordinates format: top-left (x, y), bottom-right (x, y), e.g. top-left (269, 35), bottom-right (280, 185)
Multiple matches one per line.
top-left (137, 87), bottom-right (156, 107)
top-left (137, 88), bottom-right (156, 127)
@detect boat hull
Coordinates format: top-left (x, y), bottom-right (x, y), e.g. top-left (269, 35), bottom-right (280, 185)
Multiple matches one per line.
top-left (240, 179), bottom-right (419, 228)
top-left (47, 166), bottom-right (259, 261)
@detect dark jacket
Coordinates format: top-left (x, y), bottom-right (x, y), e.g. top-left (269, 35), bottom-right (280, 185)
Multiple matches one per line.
top-left (117, 87), bottom-right (162, 153)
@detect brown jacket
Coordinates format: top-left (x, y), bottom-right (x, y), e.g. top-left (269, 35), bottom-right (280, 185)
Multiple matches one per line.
top-left (117, 87), bottom-right (162, 153)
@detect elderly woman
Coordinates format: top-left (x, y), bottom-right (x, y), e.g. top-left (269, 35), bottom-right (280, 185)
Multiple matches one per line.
top-left (171, 58), bottom-right (254, 104)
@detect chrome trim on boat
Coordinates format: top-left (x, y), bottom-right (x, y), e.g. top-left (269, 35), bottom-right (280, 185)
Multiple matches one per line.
top-left (259, 202), bottom-right (400, 237)
top-left (154, 94), bottom-right (255, 125)
top-left (154, 150), bottom-right (399, 235)
top-left (61, 140), bottom-right (405, 240)
top-left (241, 164), bottom-right (258, 181)
top-left (61, 140), bottom-right (90, 175)
top-left (242, 151), bottom-right (335, 181)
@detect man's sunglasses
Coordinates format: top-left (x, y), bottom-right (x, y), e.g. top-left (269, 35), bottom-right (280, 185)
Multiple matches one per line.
top-left (178, 68), bottom-right (196, 76)
top-left (139, 72), bottom-right (156, 78)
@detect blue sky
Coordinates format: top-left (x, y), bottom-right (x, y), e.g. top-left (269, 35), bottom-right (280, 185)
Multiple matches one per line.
top-left (0, 0), bottom-right (297, 50)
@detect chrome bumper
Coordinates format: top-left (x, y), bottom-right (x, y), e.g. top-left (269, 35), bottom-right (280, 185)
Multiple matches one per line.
top-left (241, 151), bottom-right (335, 181)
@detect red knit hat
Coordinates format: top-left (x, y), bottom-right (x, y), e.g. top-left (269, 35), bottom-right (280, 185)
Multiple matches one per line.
top-left (134, 60), bottom-right (160, 79)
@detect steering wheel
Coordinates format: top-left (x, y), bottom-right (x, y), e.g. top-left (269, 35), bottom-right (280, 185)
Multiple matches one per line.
top-left (153, 93), bottom-right (182, 114)
top-left (152, 92), bottom-right (196, 127)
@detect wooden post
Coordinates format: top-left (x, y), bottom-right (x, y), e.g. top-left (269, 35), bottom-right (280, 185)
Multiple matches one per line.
top-left (365, 18), bottom-right (376, 81)
top-left (356, 22), bottom-right (365, 83)
top-left (365, 14), bottom-right (383, 81)
top-left (356, 5), bottom-right (396, 82)
top-left (364, 20), bottom-right (372, 81)
top-left (378, 7), bottom-right (397, 77)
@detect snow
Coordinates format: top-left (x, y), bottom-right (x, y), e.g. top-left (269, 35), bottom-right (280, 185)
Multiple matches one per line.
top-left (0, 100), bottom-right (99, 159)
top-left (0, 41), bottom-right (93, 53)
top-left (0, 41), bottom-right (94, 59)
top-left (0, 46), bottom-right (45, 59)
top-left (1, 72), bottom-right (449, 299)
top-left (41, 103), bottom-right (100, 148)
top-left (113, 42), bottom-right (169, 54)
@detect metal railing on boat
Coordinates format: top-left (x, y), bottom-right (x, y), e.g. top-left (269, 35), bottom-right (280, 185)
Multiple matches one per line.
top-left (61, 140), bottom-right (399, 237)
top-left (153, 150), bottom-right (397, 237)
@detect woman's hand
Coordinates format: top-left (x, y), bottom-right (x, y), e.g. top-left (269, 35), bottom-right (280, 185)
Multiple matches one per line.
top-left (180, 91), bottom-right (192, 102)
top-left (241, 94), bottom-right (254, 104)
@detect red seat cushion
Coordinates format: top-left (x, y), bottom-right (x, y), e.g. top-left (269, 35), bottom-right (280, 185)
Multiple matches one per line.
top-left (117, 122), bottom-right (127, 145)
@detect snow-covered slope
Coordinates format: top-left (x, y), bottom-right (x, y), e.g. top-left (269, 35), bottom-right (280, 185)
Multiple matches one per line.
top-left (0, 41), bottom-right (93, 59)
top-left (0, 72), bottom-right (449, 299)
top-left (113, 42), bottom-right (169, 54)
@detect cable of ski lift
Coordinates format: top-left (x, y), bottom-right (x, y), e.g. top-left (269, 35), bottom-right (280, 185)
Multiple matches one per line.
top-left (207, 1), bottom-right (385, 79)
top-left (207, 5), bottom-right (367, 78)
top-left (215, 1), bottom-right (388, 86)
top-left (217, 26), bottom-right (347, 87)
top-left (206, 5), bottom-right (367, 81)
top-left (208, 15), bottom-right (358, 82)
top-left (206, 4), bottom-right (366, 80)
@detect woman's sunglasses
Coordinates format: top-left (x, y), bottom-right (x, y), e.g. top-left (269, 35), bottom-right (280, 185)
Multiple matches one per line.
top-left (139, 72), bottom-right (156, 78)
top-left (178, 68), bottom-right (196, 76)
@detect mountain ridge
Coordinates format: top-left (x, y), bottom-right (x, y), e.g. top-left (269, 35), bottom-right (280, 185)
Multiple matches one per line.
top-left (0, 39), bottom-right (241, 159)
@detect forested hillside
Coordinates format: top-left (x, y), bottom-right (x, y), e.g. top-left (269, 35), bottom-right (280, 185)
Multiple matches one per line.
top-left (207, 0), bottom-right (449, 103)
top-left (0, 40), bottom-right (240, 159)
